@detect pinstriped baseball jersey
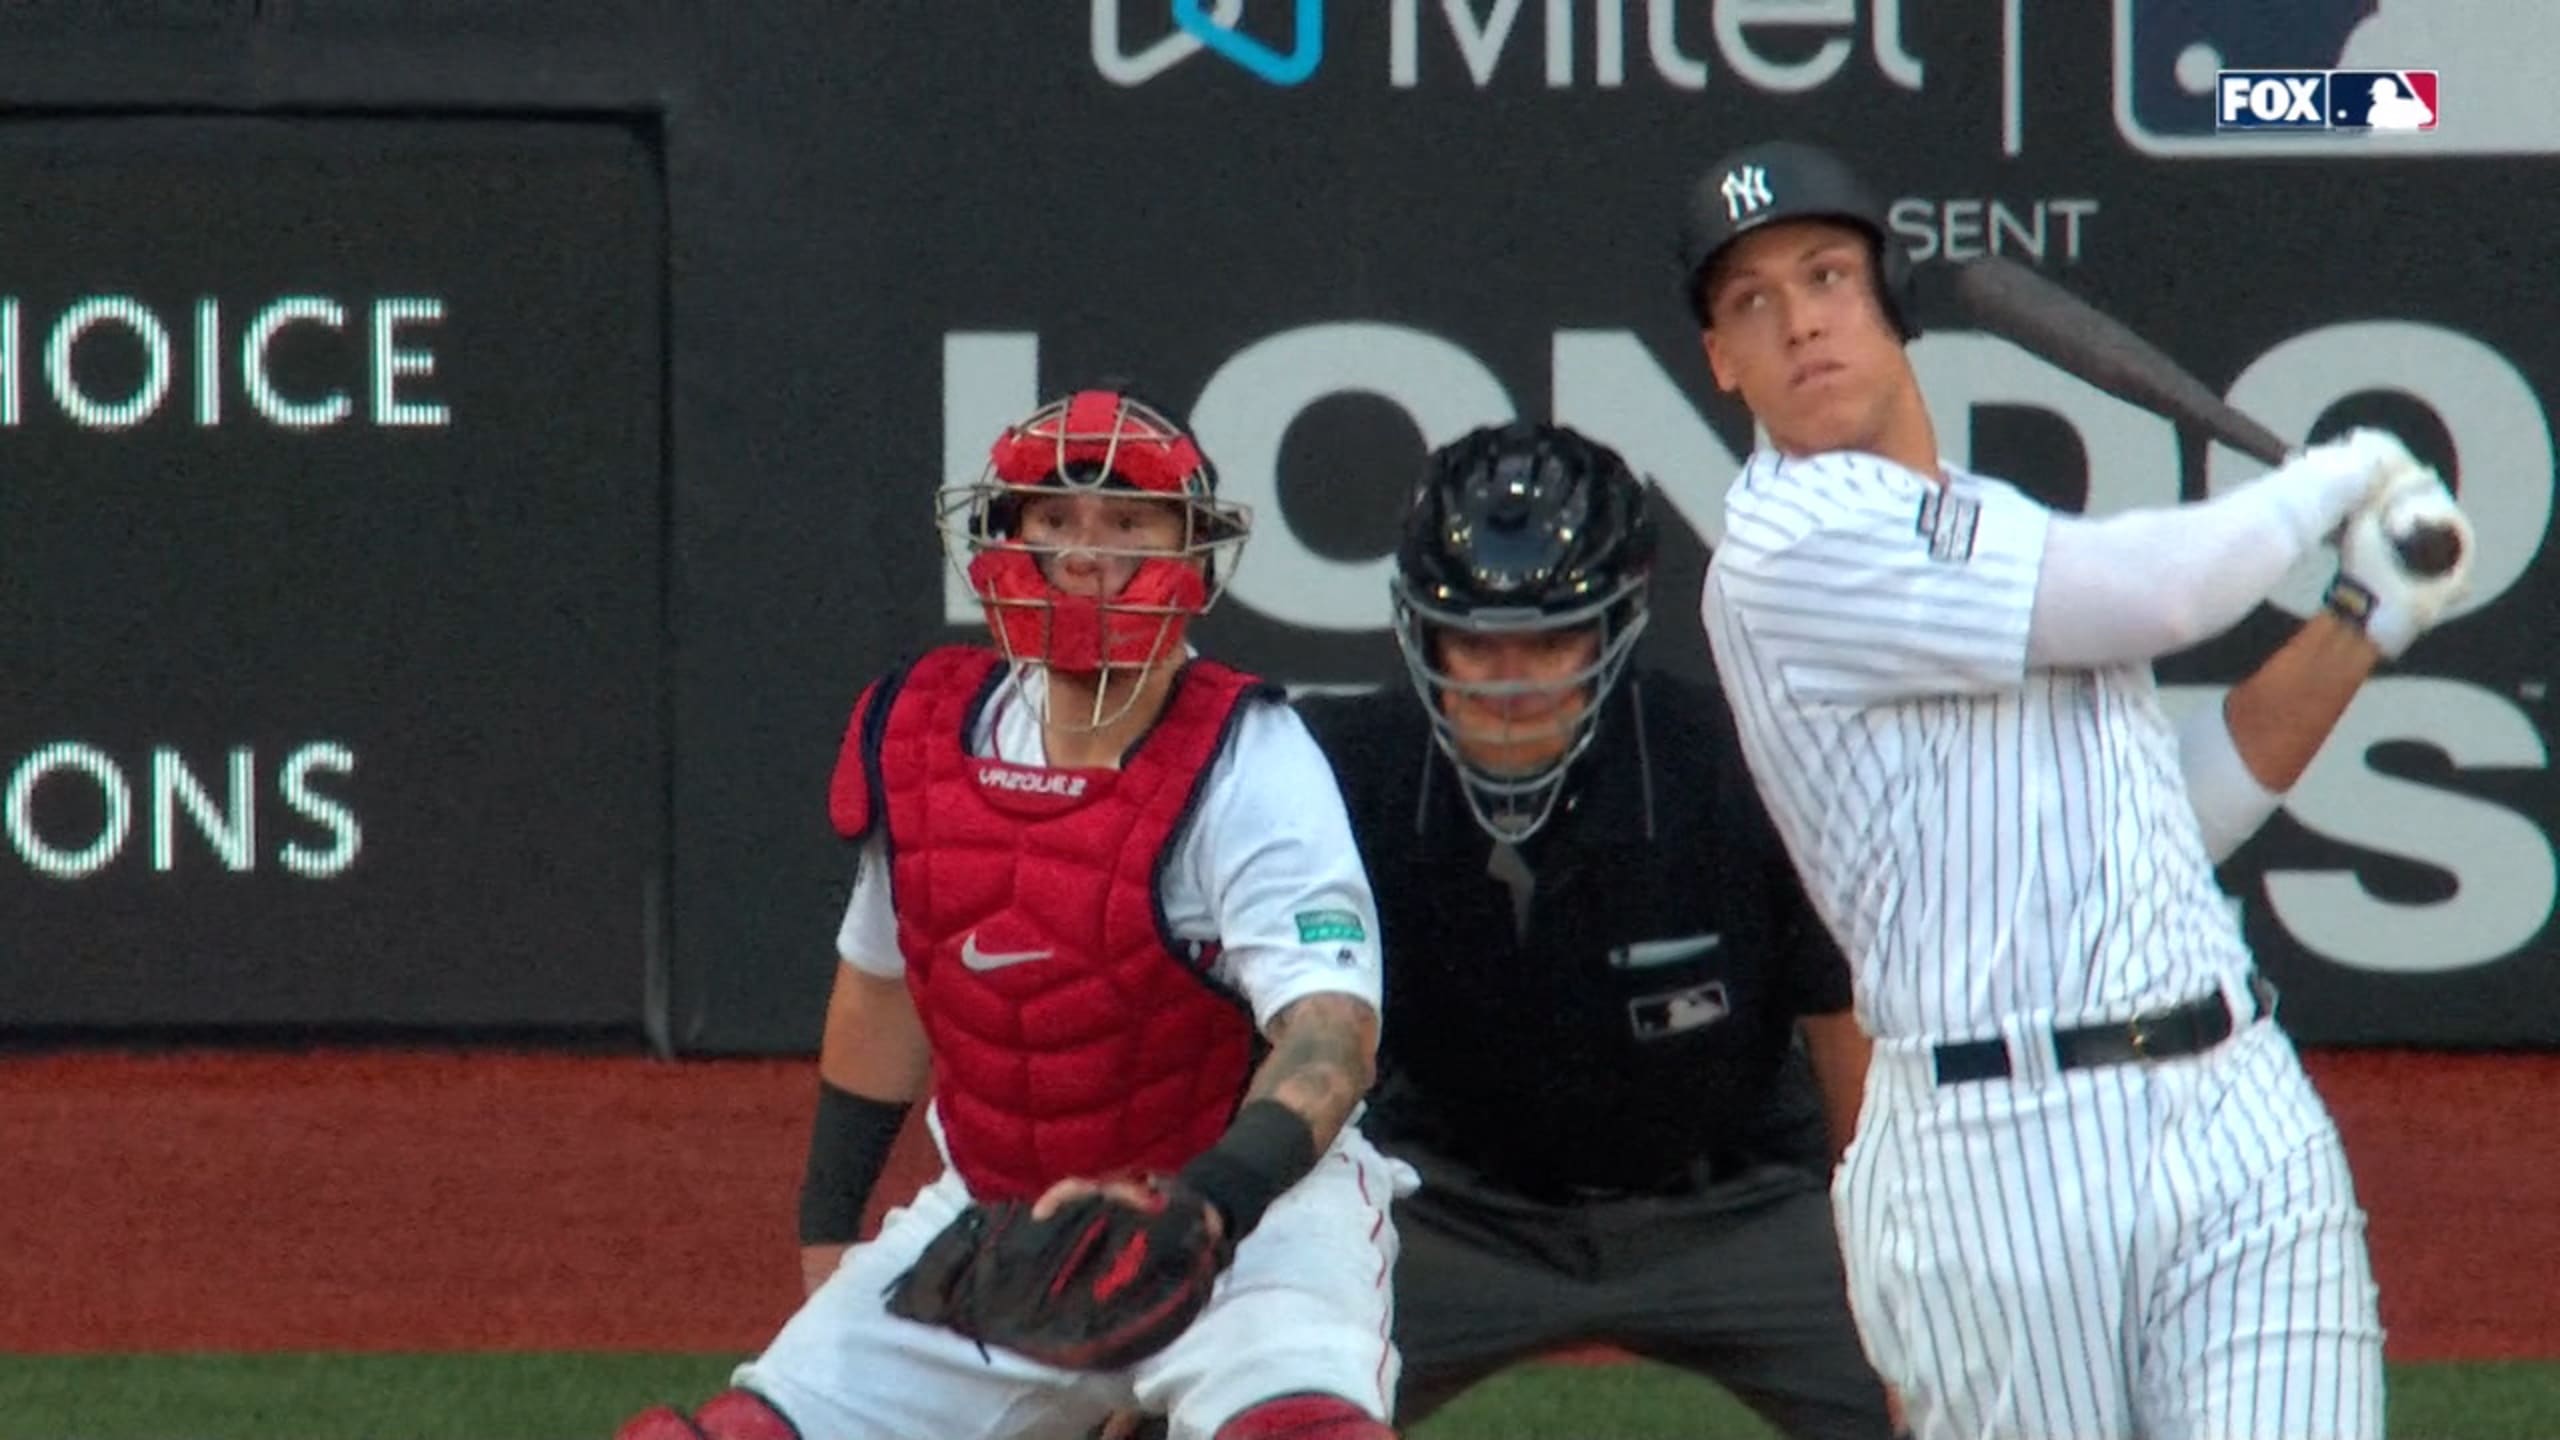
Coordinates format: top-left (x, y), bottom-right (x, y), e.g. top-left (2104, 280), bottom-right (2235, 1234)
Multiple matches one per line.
top-left (1700, 448), bottom-right (2256, 1042)
top-left (1703, 446), bottom-right (2383, 1440)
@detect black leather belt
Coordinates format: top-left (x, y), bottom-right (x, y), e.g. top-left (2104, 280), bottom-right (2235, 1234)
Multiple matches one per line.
top-left (1931, 973), bottom-right (2276, 1086)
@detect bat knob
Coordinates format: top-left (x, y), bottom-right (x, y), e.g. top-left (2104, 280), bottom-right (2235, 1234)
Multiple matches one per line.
top-left (2395, 523), bottom-right (2463, 578)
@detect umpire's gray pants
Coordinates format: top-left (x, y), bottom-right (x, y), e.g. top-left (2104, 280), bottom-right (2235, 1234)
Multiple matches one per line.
top-left (1390, 1144), bottom-right (1896, 1440)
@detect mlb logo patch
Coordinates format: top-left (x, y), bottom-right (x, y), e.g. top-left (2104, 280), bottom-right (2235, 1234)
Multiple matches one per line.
top-left (2329, 69), bottom-right (2437, 131)
top-left (1628, 981), bottom-right (1731, 1041)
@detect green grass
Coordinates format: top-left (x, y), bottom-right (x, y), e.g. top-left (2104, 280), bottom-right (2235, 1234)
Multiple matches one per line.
top-left (0, 1355), bottom-right (2551, 1439)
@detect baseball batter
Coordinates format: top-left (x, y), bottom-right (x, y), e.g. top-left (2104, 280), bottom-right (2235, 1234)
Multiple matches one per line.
top-left (1674, 141), bottom-right (2478, 1439)
top-left (615, 387), bottom-right (1412, 1440)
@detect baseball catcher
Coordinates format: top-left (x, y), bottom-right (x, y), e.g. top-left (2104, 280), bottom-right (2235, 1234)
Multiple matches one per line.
top-left (613, 386), bottom-right (1411, 1440)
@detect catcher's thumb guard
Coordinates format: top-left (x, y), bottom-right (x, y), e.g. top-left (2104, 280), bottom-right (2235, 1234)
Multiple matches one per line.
top-left (879, 1201), bottom-right (999, 1321)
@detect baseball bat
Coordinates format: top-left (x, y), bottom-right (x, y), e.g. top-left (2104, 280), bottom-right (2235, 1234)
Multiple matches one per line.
top-left (1944, 253), bottom-right (2460, 576)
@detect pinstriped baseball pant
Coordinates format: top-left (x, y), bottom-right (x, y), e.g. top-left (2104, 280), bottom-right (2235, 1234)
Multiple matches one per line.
top-left (1836, 1011), bottom-right (2384, 1440)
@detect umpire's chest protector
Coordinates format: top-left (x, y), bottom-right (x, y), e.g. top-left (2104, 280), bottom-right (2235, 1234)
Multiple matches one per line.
top-left (829, 645), bottom-right (1264, 1202)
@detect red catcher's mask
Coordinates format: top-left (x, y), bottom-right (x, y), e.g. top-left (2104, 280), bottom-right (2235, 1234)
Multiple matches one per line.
top-left (938, 389), bottom-right (1248, 677)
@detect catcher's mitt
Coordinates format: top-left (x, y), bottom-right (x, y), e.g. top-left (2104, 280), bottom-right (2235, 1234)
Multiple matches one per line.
top-left (883, 1182), bottom-right (1230, 1371)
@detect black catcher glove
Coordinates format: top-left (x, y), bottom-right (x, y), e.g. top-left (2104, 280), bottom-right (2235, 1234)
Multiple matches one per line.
top-left (883, 1180), bottom-right (1231, 1372)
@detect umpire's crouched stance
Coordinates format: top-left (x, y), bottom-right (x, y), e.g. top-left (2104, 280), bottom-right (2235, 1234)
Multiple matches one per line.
top-left (1303, 422), bottom-right (1897, 1439)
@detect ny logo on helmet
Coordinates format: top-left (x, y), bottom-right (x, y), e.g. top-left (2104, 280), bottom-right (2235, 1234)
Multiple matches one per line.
top-left (1719, 165), bottom-right (1774, 221)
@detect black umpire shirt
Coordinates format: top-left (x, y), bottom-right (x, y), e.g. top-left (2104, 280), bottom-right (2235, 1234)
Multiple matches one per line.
top-left (1296, 669), bottom-right (1853, 1201)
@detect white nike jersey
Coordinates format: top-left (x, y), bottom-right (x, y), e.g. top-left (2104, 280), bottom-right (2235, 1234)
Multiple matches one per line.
top-left (1701, 448), bottom-right (2254, 1041)
top-left (836, 663), bottom-right (1385, 1030)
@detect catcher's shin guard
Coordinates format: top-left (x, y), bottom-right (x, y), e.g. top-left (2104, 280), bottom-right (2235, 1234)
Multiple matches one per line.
top-left (612, 1389), bottom-right (801, 1440)
top-left (1212, 1391), bottom-right (1395, 1439)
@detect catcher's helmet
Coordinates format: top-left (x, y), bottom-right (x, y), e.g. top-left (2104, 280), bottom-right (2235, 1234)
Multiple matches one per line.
top-left (1391, 421), bottom-right (1657, 843)
top-left (1678, 138), bottom-right (1918, 341)
top-left (936, 385), bottom-right (1248, 717)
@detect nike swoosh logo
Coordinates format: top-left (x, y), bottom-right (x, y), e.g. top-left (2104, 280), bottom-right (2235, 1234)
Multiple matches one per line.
top-left (1608, 934), bottom-right (1723, 969)
top-left (960, 932), bottom-right (1055, 972)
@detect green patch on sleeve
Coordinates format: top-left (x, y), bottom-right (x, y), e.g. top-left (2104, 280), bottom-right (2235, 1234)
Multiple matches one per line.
top-left (1294, 908), bottom-right (1368, 944)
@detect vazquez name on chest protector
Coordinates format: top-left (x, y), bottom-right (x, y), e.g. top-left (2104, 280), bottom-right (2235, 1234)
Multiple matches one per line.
top-left (828, 645), bottom-right (1270, 1201)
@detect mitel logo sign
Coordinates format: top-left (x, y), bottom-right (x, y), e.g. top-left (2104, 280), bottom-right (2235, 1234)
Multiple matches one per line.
top-left (1093, 0), bottom-right (1926, 94)
top-left (1091, 0), bottom-right (1324, 87)
top-left (2216, 69), bottom-right (2437, 132)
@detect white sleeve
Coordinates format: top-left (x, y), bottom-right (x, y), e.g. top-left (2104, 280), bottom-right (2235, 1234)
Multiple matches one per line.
top-left (1183, 701), bottom-right (1385, 1032)
top-left (833, 831), bottom-right (904, 978)
top-left (1716, 453), bottom-right (2048, 704)
top-left (2174, 692), bottom-right (2283, 864)
top-left (2025, 451), bottom-right (2374, 669)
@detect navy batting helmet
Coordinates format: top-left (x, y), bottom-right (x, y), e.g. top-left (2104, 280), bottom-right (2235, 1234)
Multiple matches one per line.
top-left (1677, 139), bottom-right (1918, 341)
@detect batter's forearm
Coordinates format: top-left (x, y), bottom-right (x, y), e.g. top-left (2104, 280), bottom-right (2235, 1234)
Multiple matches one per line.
top-left (1245, 993), bottom-right (1379, 1155)
top-left (2220, 612), bottom-right (2378, 792)
top-left (2177, 612), bottom-right (2376, 863)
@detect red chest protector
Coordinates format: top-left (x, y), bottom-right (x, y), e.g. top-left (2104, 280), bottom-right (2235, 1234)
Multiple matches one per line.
top-left (828, 645), bottom-right (1272, 1202)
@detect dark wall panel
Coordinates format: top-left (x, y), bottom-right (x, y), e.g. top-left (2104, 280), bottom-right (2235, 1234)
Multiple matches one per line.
top-left (4, 4), bottom-right (2553, 1051)
top-left (2, 115), bottom-right (666, 1028)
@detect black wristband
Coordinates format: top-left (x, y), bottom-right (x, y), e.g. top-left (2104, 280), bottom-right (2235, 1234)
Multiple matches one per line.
top-left (1176, 1098), bottom-right (1320, 1244)
top-left (797, 1080), bottom-right (913, 1246)
top-left (2324, 572), bottom-right (2379, 631)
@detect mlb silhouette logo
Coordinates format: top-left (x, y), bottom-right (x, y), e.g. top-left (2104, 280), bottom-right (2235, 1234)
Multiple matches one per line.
top-left (1628, 981), bottom-right (1731, 1040)
top-left (2330, 69), bottom-right (2437, 130)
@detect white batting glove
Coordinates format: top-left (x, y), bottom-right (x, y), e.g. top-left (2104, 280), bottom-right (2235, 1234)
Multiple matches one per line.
top-left (2287, 427), bottom-right (2426, 536)
top-left (2326, 467), bottom-right (2475, 660)
top-left (2269, 427), bottom-right (2430, 553)
top-left (2326, 426), bottom-right (2432, 502)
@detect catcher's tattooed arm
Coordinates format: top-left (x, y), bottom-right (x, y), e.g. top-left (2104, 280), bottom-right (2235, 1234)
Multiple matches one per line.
top-left (1156, 990), bottom-right (1380, 1240)
top-left (1032, 991), bottom-right (1379, 1240)
top-left (1246, 990), bottom-right (1380, 1156)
